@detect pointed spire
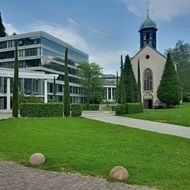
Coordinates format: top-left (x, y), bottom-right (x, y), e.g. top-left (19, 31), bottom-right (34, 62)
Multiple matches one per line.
top-left (147, 9), bottom-right (150, 19)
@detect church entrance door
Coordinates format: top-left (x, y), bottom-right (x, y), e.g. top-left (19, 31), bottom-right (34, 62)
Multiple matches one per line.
top-left (144, 99), bottom-right (153, 109)
top-left (143, 93), bottom-right (153, 109)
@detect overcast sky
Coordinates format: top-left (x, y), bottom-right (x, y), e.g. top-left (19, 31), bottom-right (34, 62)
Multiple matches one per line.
top-left (2, 0), bottom-right (190, 74)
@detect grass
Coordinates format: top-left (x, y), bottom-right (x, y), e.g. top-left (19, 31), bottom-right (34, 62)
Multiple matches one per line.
top-left (0, 117), bottom-right (190, 190)
top-left (126, 103), bottom-right (190, 127)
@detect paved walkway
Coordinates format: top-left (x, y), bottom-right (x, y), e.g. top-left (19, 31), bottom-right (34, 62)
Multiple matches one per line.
top-left (0, 110), bottom-right (12, 120)
top-left (82, 111), bottom-right (190, 139)
top-left (0, 161), bottom-right (156, 190)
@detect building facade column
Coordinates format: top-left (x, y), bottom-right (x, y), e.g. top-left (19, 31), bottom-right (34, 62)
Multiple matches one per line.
top-left (44, 79), bottom-right (48, 103)
top-left (106, 87), bottom-right (109, 101)
top-left (111, 87), bottom-right (113, 101)
top-left (6, 77), bottom-right (10, 110)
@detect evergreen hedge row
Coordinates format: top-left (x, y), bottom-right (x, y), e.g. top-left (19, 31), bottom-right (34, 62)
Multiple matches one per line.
top-left (71, 104), bottom-right (82, 117)
top-left (115, 103), bottom-right (143, 115)
top-left (20, 103), bottom-right (63, 117)
top-left (82, 104), bottom-right (99, 110)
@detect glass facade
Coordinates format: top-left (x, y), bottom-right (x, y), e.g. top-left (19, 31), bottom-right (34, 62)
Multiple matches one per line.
top-left (0, 31), bottom-right (89, 104)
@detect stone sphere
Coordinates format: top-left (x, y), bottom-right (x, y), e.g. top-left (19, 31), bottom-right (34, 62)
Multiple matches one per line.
top-left (29, 153), bottom-right (45, 166)
top-left (110, 166), bottom-right (129, 181)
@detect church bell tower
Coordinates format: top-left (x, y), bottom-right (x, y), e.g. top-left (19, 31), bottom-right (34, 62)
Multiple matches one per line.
top-left (139, 10), bottom-right (157, 49)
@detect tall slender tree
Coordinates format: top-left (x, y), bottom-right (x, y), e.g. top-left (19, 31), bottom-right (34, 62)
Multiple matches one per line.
top-left (123, 55), bottom-right (139, 103)
top-left (0, 12), bottom-right (6, 37)
top-left (120, 55), bottom-right (126, 104)
top-left (64, 48), bottom-right (70, 116)
top-left (53, 76), bottom-right (56, 102)
top-left (12, 40), bottom-right (19, 117)
top-left (137, 59), bottom-right (141, 102)
top-left (116, 71), bottom-right (119, 103)
top-left (157, 52), bottom-right (182, 106)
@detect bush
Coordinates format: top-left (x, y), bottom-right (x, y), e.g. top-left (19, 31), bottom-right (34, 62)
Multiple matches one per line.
top-left (19, 95), bottom-right (43, 103)
top-left (115, 104), bottom-right (126, 115)
top-left (183, 93), bottom-right (190, 102)
top-left (20, 103), bottom-right (63, 117)
top-left (115, 103), bottom-right (143, 115)
top-left (89, 104), bottom-right (99, 110)
top-left (82, 104), bottom-right (99, 110)
top-left (71, 104), bottom-right (82, 117)
top-left (126, 103), bottom-right (143, 114)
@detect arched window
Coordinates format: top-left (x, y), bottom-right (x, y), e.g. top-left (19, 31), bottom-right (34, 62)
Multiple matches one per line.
top-left (144, 69), bottom-right (153, 91)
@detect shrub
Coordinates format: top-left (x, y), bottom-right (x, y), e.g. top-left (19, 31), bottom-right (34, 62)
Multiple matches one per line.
top-left (126, 103), bottom-right (143, 114)
top-left (71, 104), bottom-right (82, 117)
top-left (20, 103), bottom-right (63, 117)
top-left (82, 104), bottom-right (99, 110)
top-left (82, 104), bottom-right (88, 110)
top-left (115, 104), bottom-right (126, 115)
top-left (115, 103), bottom-right (143, 115)
top-left (19, 95), bottom-right (43, 103)
top-left (88, 104), bottom-right (99, 110)
top-left (183, 93), bottom-right (190, 102)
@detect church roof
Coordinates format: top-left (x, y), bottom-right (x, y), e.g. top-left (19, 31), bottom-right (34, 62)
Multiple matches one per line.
top-left (140, 10), bottom-right (157, 30)
top-left (131, 44), bottom-right (166, 61)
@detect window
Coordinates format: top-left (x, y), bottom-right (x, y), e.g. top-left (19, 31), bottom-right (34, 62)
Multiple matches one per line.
top-left (144, 69), bottom-right (153, 91)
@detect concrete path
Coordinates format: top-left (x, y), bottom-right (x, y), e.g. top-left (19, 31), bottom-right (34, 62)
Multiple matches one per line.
top-left (82, 111), bottom-right (190, 139)
top-left (0, 110), bottom-right (12, 120)
top-left (0, 161), bottom-right (156, 190)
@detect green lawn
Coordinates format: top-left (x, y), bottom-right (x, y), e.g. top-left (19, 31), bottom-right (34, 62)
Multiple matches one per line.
top-left (126, 103), bottom-right (190, 127)
top-left (0, 118), bottom-right (189, 190)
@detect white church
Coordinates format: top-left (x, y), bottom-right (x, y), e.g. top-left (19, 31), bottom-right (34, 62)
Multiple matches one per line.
top-left (131, 11), bottom-right (166, 109)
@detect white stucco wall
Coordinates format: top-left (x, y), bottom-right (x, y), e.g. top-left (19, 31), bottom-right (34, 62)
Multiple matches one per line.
top-left (131, 45), bottom-right (166, 105)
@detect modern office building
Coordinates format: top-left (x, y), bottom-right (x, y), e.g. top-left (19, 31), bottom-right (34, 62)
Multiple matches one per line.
top-left (0, 31), bottom-right (88, 109)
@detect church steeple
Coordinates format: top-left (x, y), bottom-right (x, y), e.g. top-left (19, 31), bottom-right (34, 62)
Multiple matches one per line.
top-left (139, 10), bottom-right (157, 49)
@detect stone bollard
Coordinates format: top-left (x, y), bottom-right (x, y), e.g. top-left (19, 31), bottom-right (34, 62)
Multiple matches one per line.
top-left (29, 153), bottom-right (45, 166)
top-left (110, 166), bottom-right (129, 181)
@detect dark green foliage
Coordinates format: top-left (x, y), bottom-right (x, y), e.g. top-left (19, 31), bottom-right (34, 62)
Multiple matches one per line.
top-left (168, 41), bottom-right (190, 100)
top-left (119, 55), bottom-right (126, 104)
top-left (137, 59), bottom-right (141, 102)
top-left (123, 55), bottom-right (139, 103)
top-left (53, 76), bottom-right (56, 102)
top-left (183, 93), bottom-right (190, 102)
top-left (20, 103), bottom-right (63, 117)
top-left (78, 62), bottom-right (103, 107)
top-left (126, 103), bottom-right (143, 114)
top-left (12, 40), bottom-right (19, 118)
top-left (71, 104), bottom-right (82, 117)
top-left (157, 53), bottom-right (182, 106)
top-left (82, 104), bottom-right (99, 110)
top-left (116, 71), bottom-right (119, 103)
top-left (0, 13), bottom-right (6, 37)
top-left (116, 103), bottom-right (143, 115)
top-left (19, 95), bottom-right (43, 103)
top-left (64, 48), bottom-right (70, 117)
top-left (115, 104), bottom-right (126, 115)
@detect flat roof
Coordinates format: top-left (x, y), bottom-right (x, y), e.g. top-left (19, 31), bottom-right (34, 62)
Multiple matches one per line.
top-left (0, 31), bottom-right (88, 57)
top-left (0, 68), bottom-right (58, 80)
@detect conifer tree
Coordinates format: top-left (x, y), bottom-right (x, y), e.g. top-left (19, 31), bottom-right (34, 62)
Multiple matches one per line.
top-left (123, 55), bottom-right (139, 103)
top-left (120, 55), bottom-right (126, 104)
top-left (12, 40), bottom-right (19, 117)
top-left (116, 71), bottom-right (119, 103)
top-left (53, 76), bottom-right (56, 102)
top-left (137, 59), bottom-right (141, 102)
top-left (64, 48), bottom-right (70, 116)
top-left (0, 13), bottom-right (6, 37)
top-left (157, 53), bottom-right (182, 106)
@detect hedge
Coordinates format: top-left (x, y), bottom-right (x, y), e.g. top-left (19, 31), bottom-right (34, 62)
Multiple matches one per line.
top-left (126, 103), bottom-right (143, 114)
top-left (71, 104), bottom-right (82, 117)
top-left (82, 104), bottom-right (99, 110)
top-left (115, 104), bottom-right (126, 115)
top-left (20, 103), bottom-right (63, 117)
top-left (115, 103), bottom-right (143, 115)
